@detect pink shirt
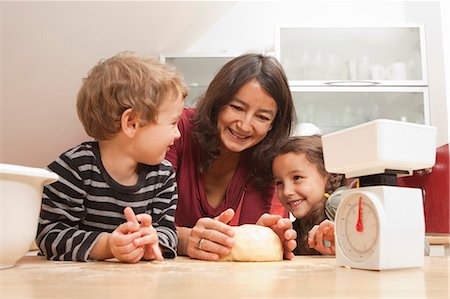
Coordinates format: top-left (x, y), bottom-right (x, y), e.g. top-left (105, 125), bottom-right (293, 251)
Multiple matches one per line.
top-left (166, 109), bottom-right (276, 227)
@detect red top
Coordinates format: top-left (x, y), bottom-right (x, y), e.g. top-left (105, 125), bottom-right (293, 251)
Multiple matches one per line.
top-left (166, 109), bottom-right (278, 227)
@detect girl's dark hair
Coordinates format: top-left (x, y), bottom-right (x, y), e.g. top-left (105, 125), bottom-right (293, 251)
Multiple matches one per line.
top-left (193, 53), bottom-right (296, 187)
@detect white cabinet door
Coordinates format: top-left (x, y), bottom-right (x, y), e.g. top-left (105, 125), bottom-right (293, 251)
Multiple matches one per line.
top-left (276, 25), bottom-right (430, 135)
top-left (276, 25), bottom-right (428, 87)
top-left (160, 54), bottom-right (238, 107)
top-left (291, 87), bottom-right (429, 134)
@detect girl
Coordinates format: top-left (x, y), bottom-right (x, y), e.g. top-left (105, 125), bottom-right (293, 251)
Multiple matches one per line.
top-left (272, 135), bottom-right (347, 255)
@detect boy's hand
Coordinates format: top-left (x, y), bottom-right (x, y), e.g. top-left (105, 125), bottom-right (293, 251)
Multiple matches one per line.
top-left (308, 219), bottom-right (335, 255)
top-left (108, 221), bottom-right (144, 263)
top-left (256, 213), bottom-right (297, 260)
top-left (124, 207), bottom-right (164, 261)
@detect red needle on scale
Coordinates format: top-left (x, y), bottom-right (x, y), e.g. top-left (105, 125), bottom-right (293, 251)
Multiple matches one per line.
top-left (356, 196), bottom-right (364, 232)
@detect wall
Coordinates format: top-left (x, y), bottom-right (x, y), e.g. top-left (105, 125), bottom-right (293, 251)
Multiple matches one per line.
top-left (1, 1), bottom-right (449, 169)
top-left (1, 1), bottom-right (235, 167)
top-left (404, 1), bottom-right (449, 149)
top-left (187, 1), bottom-right (405, 52)
top-left (0, 2), bottom-right (3, 150)
top-left (443, 0), bottom-right (450, 145)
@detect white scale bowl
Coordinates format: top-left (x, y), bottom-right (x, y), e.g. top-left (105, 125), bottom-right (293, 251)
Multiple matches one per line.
top-left (0, 163), bottom-right (58, 269)
top-left (322, 119), bottom-right (437, 178)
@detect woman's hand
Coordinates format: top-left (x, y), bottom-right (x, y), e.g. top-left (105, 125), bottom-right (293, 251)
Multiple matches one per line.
top-left (308, 219), bottom-right (335, 255)
top-left (186, 208), bottom-right (235, 261)
top-left (256, 213), bottom-right (297, 260)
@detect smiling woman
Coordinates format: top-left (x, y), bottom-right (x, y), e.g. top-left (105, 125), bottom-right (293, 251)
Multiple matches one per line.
top-left (217, 80), bottom-right (278, 155)
top-left (165, 53), bottom-right (297, 261)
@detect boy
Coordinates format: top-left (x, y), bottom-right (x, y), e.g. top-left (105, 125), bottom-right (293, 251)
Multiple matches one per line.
top-left (36, 52), bottom-right (187, 262)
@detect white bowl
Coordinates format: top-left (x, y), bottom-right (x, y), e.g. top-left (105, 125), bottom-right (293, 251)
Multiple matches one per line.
top-left (0, 163), bottom-right (58, 269)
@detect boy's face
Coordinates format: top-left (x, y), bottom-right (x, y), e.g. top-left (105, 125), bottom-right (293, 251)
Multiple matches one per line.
top-left (133, 93), bottom-right (184, 165)
top-left (272, 152), bottom-right (328, 219)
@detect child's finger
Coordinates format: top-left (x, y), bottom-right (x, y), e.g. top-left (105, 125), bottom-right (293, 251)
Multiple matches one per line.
top-left (113, 231), bottom-right (141, 246)
top-left (136, 213), bottom-right (152, 227)
top-left (308, 225), bottom-right (319, 248)
top-left (152, 243), bottom-right (164, 261)
top-left (138, 234), bottom-right (164, 261)
top-left (315, 227), bottom-right (325, 247)
top-left (133, 233), bottom-right (159, 246)
top-left (124, 207), bottom-right (139, 224)
top-left (116, 221), bottom-right (140, 235)
top-left (117, 246), bottom-right (144, 263)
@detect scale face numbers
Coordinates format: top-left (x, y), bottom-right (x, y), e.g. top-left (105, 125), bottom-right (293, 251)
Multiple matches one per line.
top-left (336, 193), bottom-right (379, 263)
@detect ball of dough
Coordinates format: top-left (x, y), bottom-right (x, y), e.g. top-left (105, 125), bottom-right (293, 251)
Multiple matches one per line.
top-left (219, 224), bottom-right (283, 262)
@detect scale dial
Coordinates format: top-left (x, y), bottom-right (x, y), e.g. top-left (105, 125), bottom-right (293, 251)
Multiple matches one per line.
top-left (336, 192), bottom-right (379, 263)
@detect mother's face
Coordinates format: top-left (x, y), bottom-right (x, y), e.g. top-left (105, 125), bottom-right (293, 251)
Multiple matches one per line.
top-left (217, 80), bottom-right (277, 153)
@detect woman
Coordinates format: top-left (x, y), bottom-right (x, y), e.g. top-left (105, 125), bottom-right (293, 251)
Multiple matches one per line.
top-left (166, 53), bottom-right (297, 261)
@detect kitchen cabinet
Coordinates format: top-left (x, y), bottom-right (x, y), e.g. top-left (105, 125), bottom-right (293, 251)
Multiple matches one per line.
top-left (160, 53), bottom-right (238, 107)
top-left (275, 25), bottom-right (429, 133)
top-left (291, 86), bottom-right (429, 134)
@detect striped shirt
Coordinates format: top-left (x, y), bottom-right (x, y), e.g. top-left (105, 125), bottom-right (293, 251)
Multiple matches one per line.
top-left (36, 141), bottom-right (178, 261)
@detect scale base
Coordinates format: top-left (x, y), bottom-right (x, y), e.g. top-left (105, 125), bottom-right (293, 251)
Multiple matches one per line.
top-left (335, 185), bottom-right (424, 270)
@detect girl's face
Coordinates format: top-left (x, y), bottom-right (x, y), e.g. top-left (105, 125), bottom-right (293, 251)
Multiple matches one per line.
top-left (272, 152), bottom-right (328, 219)
top-left (217, 80), bottom-right (277, 154)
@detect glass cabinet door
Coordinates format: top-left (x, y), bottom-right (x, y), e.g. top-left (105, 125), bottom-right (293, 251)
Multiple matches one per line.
top-left (160, 54), bottom-right (237, 107)
top-left (291, 87), bottom-right (429, 134)
top-left (276, 26), bottom-right (427, 86)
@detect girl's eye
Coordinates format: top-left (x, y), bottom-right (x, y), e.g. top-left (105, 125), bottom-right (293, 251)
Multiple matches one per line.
top-left (275, 180), bottom-right (283, 186)
top-left (293, 175), bottom-right (301, 181)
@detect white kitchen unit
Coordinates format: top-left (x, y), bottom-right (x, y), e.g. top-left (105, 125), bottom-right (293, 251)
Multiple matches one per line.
top-left (291, 86), bottom-right (429, 134)
top-left (275, 25), bottom-right (429, 133)
top-left (160, 53), bottom-right (238, 107)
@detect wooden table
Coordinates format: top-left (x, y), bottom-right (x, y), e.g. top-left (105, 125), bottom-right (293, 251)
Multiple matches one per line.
top-left (1, 254), bottom-right (449, 298)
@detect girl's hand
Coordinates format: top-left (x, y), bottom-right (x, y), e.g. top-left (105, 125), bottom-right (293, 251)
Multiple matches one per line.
top-left (308, 219), bottom-right (335, 255)
top-left (256, 213), bottom-right (297, 260)
top-left (187, 208), bottom-right (235, 261)
top-left (124, 207), bottom-right (164, 261)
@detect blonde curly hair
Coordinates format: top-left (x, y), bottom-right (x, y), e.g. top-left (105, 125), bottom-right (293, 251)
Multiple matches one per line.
top-left (77, 51), bottom-right (187, 140)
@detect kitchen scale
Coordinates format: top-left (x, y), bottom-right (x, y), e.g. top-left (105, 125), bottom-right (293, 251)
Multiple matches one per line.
top-left (322, 119), bottom-right (437, 270)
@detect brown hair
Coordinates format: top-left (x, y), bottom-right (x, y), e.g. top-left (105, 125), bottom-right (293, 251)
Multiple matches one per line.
top-left (275, 135), bottom-right (346, 195)
top-left (193, 53), bottom-right (296, 187)
top-left (77, 51), bottom-right (187, 140)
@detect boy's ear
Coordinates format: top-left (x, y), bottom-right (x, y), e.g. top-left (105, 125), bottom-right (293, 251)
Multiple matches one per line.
top-left (121, 108), bottom-right (140, 137)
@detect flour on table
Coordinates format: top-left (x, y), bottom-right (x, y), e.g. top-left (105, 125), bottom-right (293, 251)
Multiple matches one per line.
top-left (219, 224), bottom-right (283, 262)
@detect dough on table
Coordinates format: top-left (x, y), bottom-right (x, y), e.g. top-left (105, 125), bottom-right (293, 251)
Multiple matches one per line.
top-left (219, 224), bottom-right (283, 262)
